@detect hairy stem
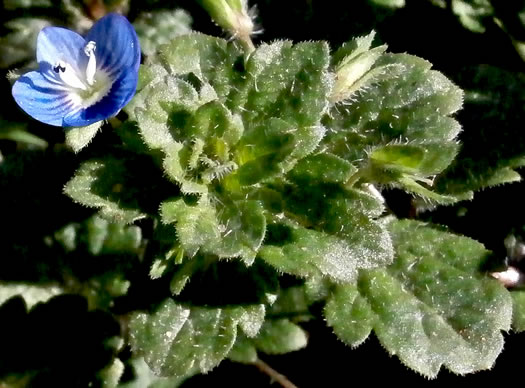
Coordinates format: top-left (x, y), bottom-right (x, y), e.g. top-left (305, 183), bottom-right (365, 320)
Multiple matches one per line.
top-left (253, 359), bottom-right (298, 388)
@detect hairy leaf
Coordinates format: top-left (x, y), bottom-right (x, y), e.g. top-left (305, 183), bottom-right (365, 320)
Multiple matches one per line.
top-left (64, 158), bottom-right (146, 224)
top-left (260, 187), bottom-right (392, 282)
top-left (129, 299), bottom-right (265, 378)
top-left (326, 219), bottom-right (512, 378)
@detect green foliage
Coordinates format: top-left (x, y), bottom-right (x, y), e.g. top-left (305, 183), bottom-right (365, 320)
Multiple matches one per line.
top-left (325, 219), bottom-right (512, 378)
top-left (3, 0), bottom-right (522, 385)
top-left (451, 0), bottom-right (494, 33)
top-left (65, 121), bottom-right (104, 153)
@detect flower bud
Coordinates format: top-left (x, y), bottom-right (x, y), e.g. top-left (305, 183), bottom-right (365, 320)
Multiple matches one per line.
top-left (330, 31), bottom-right (389, 103)
top-left (201, 0), bottom-right (254, 41)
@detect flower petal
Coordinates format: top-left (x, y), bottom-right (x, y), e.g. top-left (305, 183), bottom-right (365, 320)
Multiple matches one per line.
top-left (12, 71), bottom-right (80, 127)
top-left (85, 13), bottom-right (141, 78)
top-left (63, 69), bottom-right (138, 127)
top-left (37, 27), bottom-right (85, 72)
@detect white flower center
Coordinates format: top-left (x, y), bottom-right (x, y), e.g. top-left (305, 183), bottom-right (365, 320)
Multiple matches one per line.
top-left (51, 40), bottom-right (112, 108)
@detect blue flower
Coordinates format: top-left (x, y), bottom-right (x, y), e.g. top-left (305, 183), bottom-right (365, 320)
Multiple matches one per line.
top-left (12, 13), bottom-right (140, 127)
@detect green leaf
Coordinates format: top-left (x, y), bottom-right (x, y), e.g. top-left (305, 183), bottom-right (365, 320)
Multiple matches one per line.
top-left (159, 33), bottom-right (242, 100)
top-left (511, 290), bottom-right (525, 332)
top-left (4, 0), bottom-right (52, 9)
top-left (0, 119), bottom-right (47, 147)
top-left (239, 41), bottom-right (331, 127)
top-left (85, 215), bottom-right (142, 256)
top-left (398, 176), bottom-right (463, 205)
top-left (129, 299), bottom-right (264, 378)
top-left (369, 0), bottom-right (405, 8)
top-left (370, 143), bottom-right (459, 177)
top-left (118, 358), bottom-right (189, 388)
top-left (65, 121), bottom-right (104, 153)
top-left (134, 9), bottom-right (192, 57)
top-left (161, 199), bottom-right (220, 257)
top-left (214, 199), bottom-right (266, 265)
top-left (261, 186), bottom-right (392, 281)
top-left (326, 219), bottom-right (512, 378)
top-left (324, 284), bottom-right (374, 346)
top-left (55, 214), bottom-right (142, 256)
top-left (64, 158), bottom-right (147, 224)
top-left (253, 319), bottom-right (307, 355)
top-left (260, 188), bottom-right (392, 282)
top-left (235, 118), bottom-right (326, 185)
top-left (227, 334), bottom-right (258, 364)
top-left (260, 223), bottom-right (364, 282)
top-left (324, 51), bottom-right (463, 200)
top-left (0, 283), bottom-right (62, 309)
top-left (451, 0), bottom-right (493, 33)
top-left (287, 152), bottom-right (357, 184)
top-left (161, 197), bottom-right (266, 264)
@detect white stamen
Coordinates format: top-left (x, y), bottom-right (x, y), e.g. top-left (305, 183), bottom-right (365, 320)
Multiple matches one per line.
top-left (84, 41), bottom-right (97, 86)
top-left (53, 60), bottom-right (87, 90)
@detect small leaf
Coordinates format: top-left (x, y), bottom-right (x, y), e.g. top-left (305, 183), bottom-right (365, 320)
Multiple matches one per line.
top-left (214, 199), bottom-right (266, 265)
top-left (65, 121), bottom-right (104, 153)
top-left (325, 283), bottom-right (374, 346)
top-left (86, 215), bottom-right (142, 256)
top-left (161, 197), bottom-right (266, 264)
top-left (0, 119), bottom-right (47, 147)
top-left (0, 283), bottom-right (62, 309)
top-left (160, 33), bottom-right (242, 100)
top-left (129, 299), bottom-right (262, 378)
top-left (64, 158), bottom-right (147, 224)
top-left (451, 0), bottom-right (493, 33)
top-left (398, 176), bottom-right (466, 204)
top-left (253, 319), bottom-right (307, 355)
top-left (228, 334), bottom-right (258, 364)
top-left (161, 198), bottom-right (221, 257)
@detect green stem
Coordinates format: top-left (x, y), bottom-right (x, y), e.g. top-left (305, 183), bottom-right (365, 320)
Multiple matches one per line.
top-left (345, 168), bottom-right (367, 188)
top-left (239, 35), bottom-right (256, 55)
